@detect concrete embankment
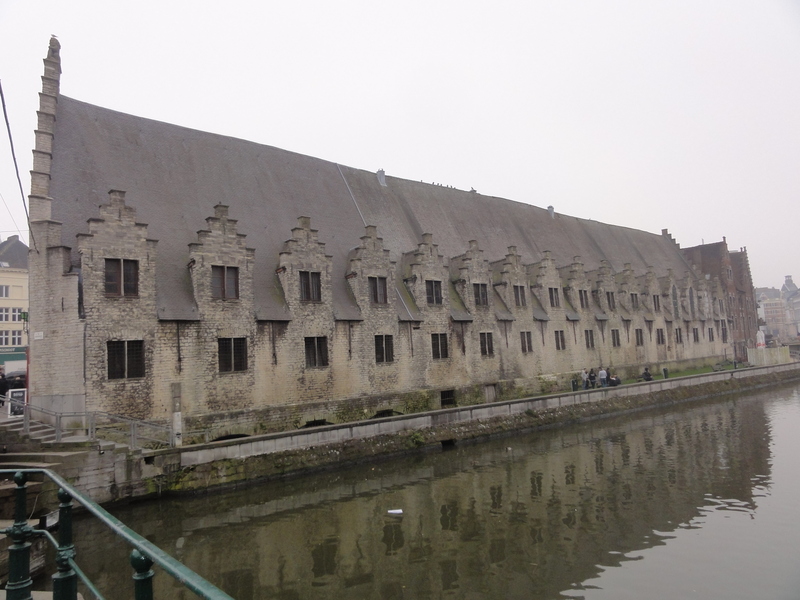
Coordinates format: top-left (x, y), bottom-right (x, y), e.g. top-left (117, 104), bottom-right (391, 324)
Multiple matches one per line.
top-left (129, 362), bottom-right (800, 499)
top-left (12, 362), bottom-right (800, 505)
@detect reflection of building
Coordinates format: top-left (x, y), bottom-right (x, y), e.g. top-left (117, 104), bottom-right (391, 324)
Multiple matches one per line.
top-left (73, 391), bottom-right (772, 599)
top-left (29, 38), bottom-right (757, 434)
top-left (0, 235), bottom-right (29, 372)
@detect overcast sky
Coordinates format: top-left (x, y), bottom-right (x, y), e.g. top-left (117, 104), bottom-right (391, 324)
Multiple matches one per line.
top-left (1, 0), bottom-right (798, 288)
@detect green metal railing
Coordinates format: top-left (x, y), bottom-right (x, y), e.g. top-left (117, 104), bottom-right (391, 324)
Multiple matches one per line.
top-left (1, 469), bottom-right (234, 600)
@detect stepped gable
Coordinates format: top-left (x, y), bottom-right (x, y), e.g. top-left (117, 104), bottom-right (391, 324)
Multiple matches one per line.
top-left (49, 96), bottom-right (696, 323)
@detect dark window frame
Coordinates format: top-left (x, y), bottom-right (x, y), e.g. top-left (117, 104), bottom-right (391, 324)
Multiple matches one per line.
top-left (585, 329), bottom-right (595, 349)
top-left (369, 276), bottom-right (388, 304)
top-left (473, 283), bottom-right (489, 306)
top-left (548, 287), bottom-right (560, 308)
top-left (630, 293), bottom-right (639, 309)
top-left (300, 271), bottom-right (322, 302)
top-left (606, 291), bottom-right (616, 311)
top-left (218, 337), bottom-right (248, 372)
top-left (431, 333), bottom-right (449, 359)
top-left (635, 328), bottom-right (644, 346)
top-left (375, 334), bottom-right (394, 363)
top-left (656, 328), bottom-right (666, 345)
top-left (554, 330), bottom-right (566, 351)
top-left (107, 340), bottom-right (145, 379)
top-left (480, 332), bottom-right (494, 356)
top-left (514, 285), bottom-right (526, 307)
top-left (304, 336), bottom-right (329, 367)
top-left (520, 331), bottom-right (533, 353)
top-left (426, 280), bottom-right (443, 305)
top-left (579, 289), bottom-right (590, 309)
top-left (611, 329), bottom-right (621, 347)
top-left (105, 258), bottom-right (139, 297)
top-left (211, 265), bottom-right (239, 300)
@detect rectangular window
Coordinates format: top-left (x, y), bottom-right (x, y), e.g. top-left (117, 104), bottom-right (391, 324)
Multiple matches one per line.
top-left (611, 329), bottom-right (621, 347)
top-left (520, 331), bottom-right (533, 353)
top-left (431, 333), bottom-right (449, 359)
top-left (11, 331), bottom-right (21, 346)
top-left (480, 332), bottom-right (494, 356)
top-left (375, 334), bottom-right (394, 363)
top-left (584, 329), bottom-right (595, 349)
top-left (211, 265), bottom-right (240, 300)
top-left (473, 283), bottom-right (488, 306)
top-left (218, 337), bottom-right (248, 372)
top-left (708, 327), bottom-right (715, 342)
top-left (304, 336), bottom-right (329, 367)
top-left (0, 331), bottom-right (8, 345)
top-left (0, 286), bottom-right (8, 298)
top-left (675, 328), bottom-right (683, 344)
top-left (0, 308), bottom-right (7, 321)
top-left (548, 287), bottom-right (560, 308)
top-left (369, 276), bottom-right (388, 304)
top-left (721, 323), bottom-right (728, 343)
top-left (426, 280), bottom-right (443, 305)
top-left (299, 271), bottom-right (321, 302)
top-left (514, 285), bottom-right (526, 307)
top-left (105, 258), bottom-right (139, 297)
top-left (606, 292), bottom-right (616, 310)
top-left (630, 293), bottom-right (639, 309)
top-left (107, 340), bottom-right (144, 379)
top-left (692, 328), bottom-right (700, 343)
top-left (554, 330), bottom-right (566, 351)
top-left (11, 308), bottom-right (22, 322)
top-left (579, 289), bottom-right (590, 309)
top-left (440, 389), bottom-right (456, 407)
top-left (653, 295), bottom-right (661, 312)
top-left (656, 328), bottom-right (665, 345)
top-left (635, 328), bottom-right (644, 346)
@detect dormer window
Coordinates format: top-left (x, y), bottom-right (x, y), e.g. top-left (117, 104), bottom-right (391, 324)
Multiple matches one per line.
top-left (300, 271), bottom-right (321, 302)
top-left (426, 280), bottom-right (443, 305)
top-left (548, 287), bottom-right (560, 308)
top-left (369, 276), bottom-right (388, 304)
top-left (105, 259), bottom-right (138, 297)
top-left (514, 285), bottom-right (526, 307)
top-left (473, 283), bottom-right (488, 306)
top-left (606, 291), bottom-right (616, 310)
top-left (211, 265), bottom-right (239, 299)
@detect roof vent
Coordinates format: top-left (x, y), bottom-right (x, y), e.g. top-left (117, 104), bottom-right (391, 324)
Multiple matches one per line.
top-left (547, 205), bottom-right (555, 219)
top-left (376, 169), bottom-right (387, 187)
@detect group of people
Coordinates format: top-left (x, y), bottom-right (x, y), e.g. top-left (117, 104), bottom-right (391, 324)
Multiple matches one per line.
top-left (580, 366), bottom-right (654, 389)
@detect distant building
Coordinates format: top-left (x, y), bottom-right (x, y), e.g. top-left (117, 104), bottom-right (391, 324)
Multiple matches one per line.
top-left (26, 38), bottom-right (762, 437)
top-left (0, 235), bottom-right (29, 372)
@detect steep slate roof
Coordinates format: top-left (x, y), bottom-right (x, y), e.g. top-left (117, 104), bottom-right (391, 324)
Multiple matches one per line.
top-left (49, 96), bottom-right (696, 321)
top-left (0, 236), bottom-right (29, 269)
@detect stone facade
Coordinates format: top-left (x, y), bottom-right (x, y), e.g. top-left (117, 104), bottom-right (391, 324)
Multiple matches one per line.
top-left (26, 38), bottom-right (760, 438)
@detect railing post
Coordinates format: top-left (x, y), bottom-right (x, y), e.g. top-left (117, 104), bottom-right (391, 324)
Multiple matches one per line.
top-left (131, 421), bottom-right (138, 449)
top-left (131, 549), bottom-right (155, 600)
top-left (89, 411), bottom-right (96, 440)
top-left (56, 413), bottom-right (63, 442)
top-left (23, 403), bottom-right (30, 435)
top-left (52, 488), bottom-right (78, 600)
top-left (4, 472), bottom-right (35, 600)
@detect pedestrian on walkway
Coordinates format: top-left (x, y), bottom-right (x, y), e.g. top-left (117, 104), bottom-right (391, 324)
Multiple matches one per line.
top-left (599, 367), bottom-right (608, 387)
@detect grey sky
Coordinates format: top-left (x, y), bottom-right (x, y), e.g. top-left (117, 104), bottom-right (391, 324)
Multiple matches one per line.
top-left (1, 0), bottom-right (798, 288)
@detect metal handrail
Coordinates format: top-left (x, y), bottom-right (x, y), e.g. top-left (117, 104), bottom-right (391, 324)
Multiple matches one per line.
top-left (0, 468), bottom-right (234, 600)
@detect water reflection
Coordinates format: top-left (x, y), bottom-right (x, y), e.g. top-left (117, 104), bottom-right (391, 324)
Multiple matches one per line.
top-left (71, 384), bottom-right (794, 600)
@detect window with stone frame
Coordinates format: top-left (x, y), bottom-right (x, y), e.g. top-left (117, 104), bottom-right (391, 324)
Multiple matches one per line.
top-left (611, 329), bottom-right (621, 347)
top-left (585, 329), bottom-right (595, 349)
top-left (375, 334), bottom-right (394, 363)
top-left (635, 328), bottom-right (644, 346)
top-left (211, 265), bottom-right (239, 300)
top-left (630, 293), bottom-right (639, 309)
top-left (656, 328), bottom-right (666, 345)
top-left (0, 331), bottom-right (7, 345)
top-left (653, 294), bottom-right (661, 312)
top-left (369, 276), bottom-right (388, 304)
top-left (304, 336), bottom-right (329, 367)
top-left (606, 291), bottom-right (616, 310)
top-left (107, 340), bottom-right (144, 379)
top-left (299, 271), bottom-right (321, 302)
top-left (440, 389), bottom-right (456, 407)
top-left (218, 337), bottom-right (248, 372)
top-left (0, 308), bottom-right (7, 322)
top-left (11, 331), bottom-right (21, 346)
top-left (674, 328), bottom-right (682, 344)
top-left (0, 286), bottom-right (8, 298)
top-left (520, 331), bottom-right (533, 353)
top-left (514, 285), bottom-right (526, 307)
top-left (426, 280), bottom-right (443, 305)
top-left (554, 330), bottom-right (566, 350)
top-left (105, 258), bottom-right (139, 297)
top-left (11, 308), bottom-right (22, 322)
top-left (548, 287), bottom-right (560, 308)
top-left (480, 332), bottom-right (494, 356)
top-left (721, 322), bottom-right (728, 343)
top-left (579, 289), bottom-right (590, 309)
top-left (708, 327), bottom-right (715, 342)
top-left (692, 327), bottom-right (700, 343)
top-left (473, 283), bottom-right (489, 306)
top-left (431, 333), bottom-right (449, 359)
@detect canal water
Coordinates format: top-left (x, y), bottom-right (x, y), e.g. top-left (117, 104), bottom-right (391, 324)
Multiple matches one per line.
top-left (72, 382), bottom-right (800, 599)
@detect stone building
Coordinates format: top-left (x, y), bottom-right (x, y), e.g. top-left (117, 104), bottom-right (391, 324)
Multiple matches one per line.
top-left (27, 38), bottom-right (758, 437)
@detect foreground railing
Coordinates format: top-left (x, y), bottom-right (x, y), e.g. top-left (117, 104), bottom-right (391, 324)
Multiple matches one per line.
top-left (0, 469), bottom-right (234, 600)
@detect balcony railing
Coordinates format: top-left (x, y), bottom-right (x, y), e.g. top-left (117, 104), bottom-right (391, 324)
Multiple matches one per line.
top-left (1, 468), bottom-right (234, 600)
